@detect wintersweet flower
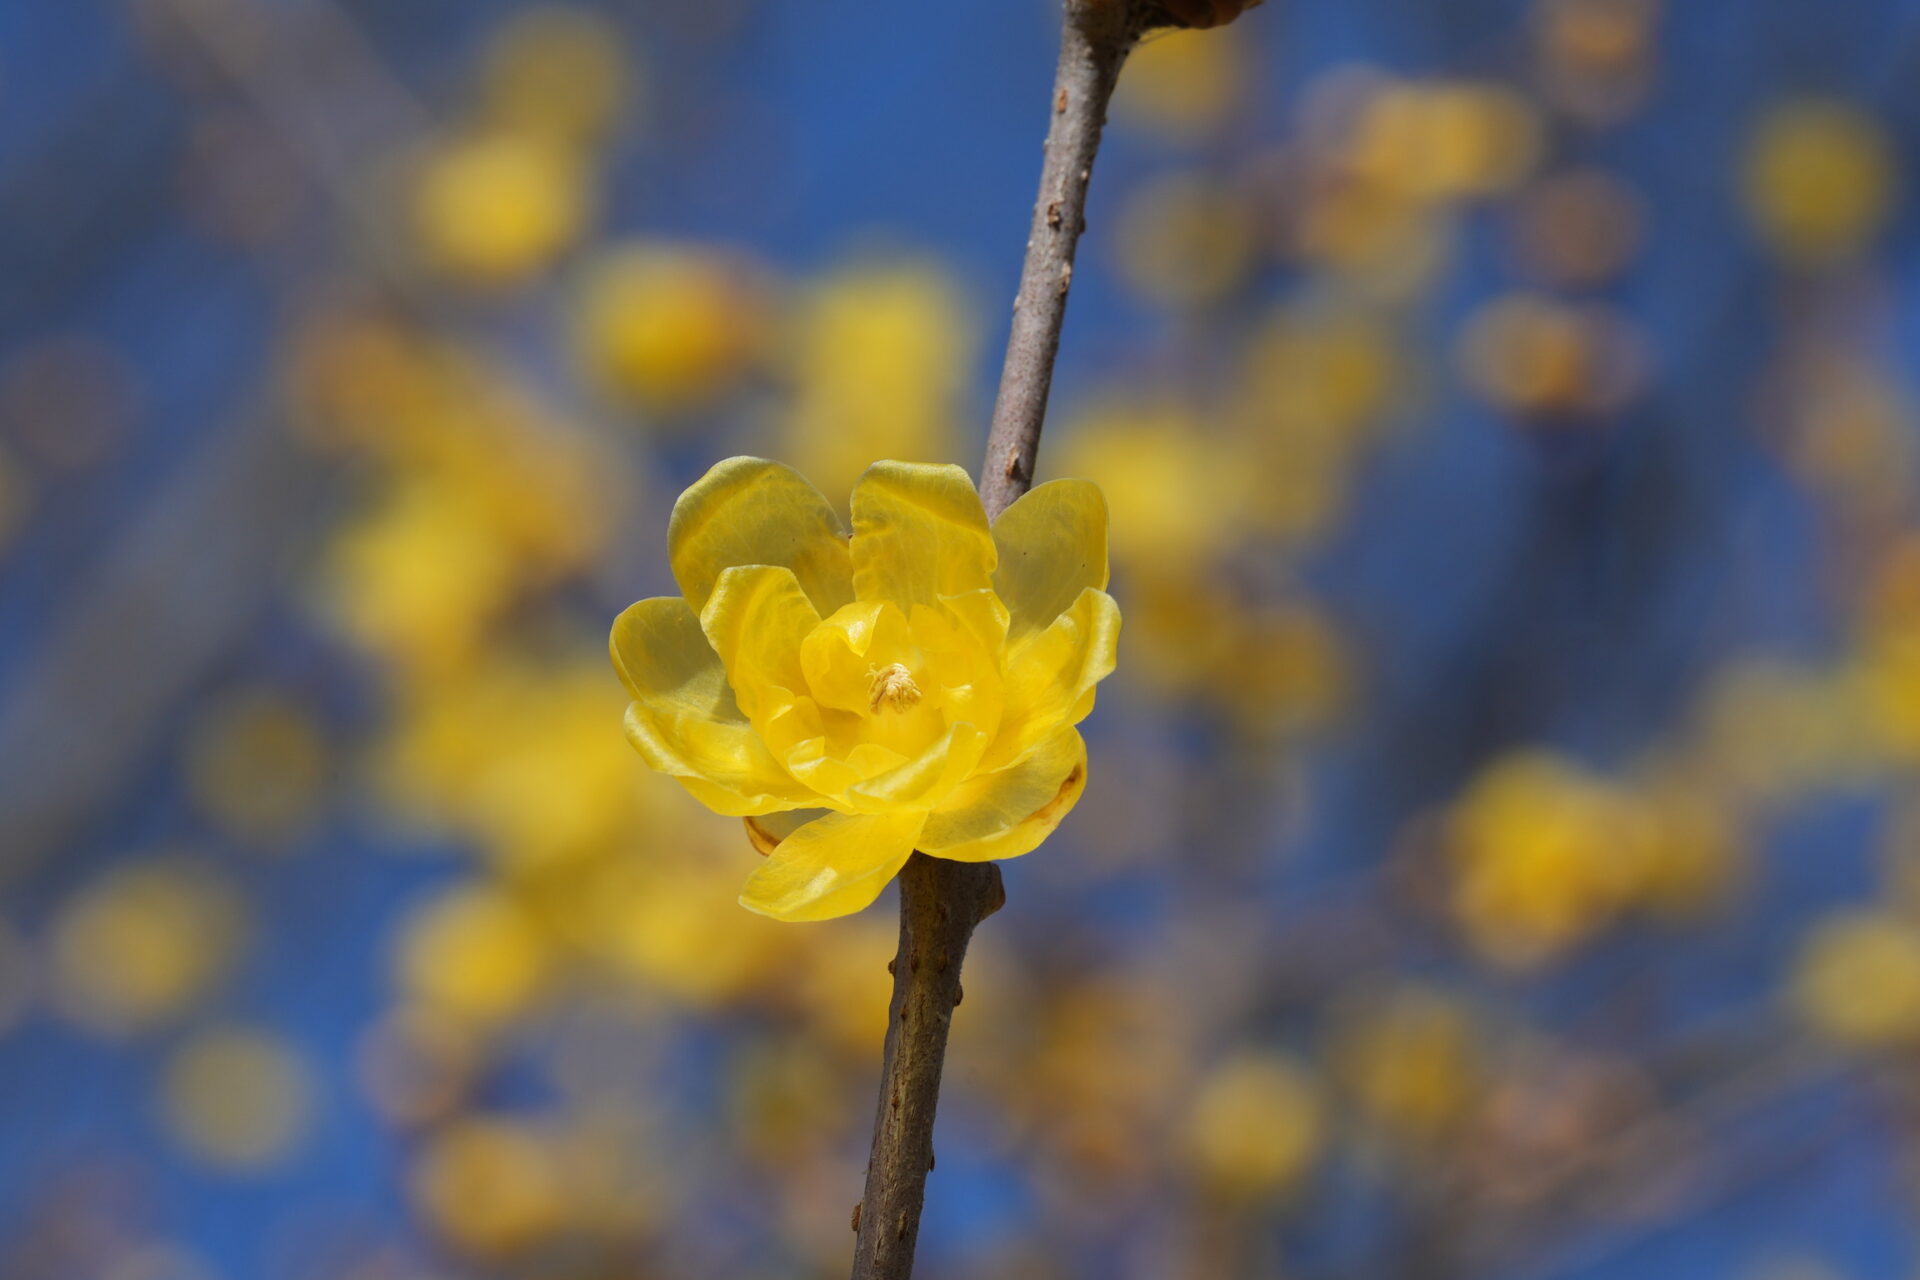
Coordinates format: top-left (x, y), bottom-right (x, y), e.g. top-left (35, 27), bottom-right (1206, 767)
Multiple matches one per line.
top-left (610, 457), bottom-right (1120, 922)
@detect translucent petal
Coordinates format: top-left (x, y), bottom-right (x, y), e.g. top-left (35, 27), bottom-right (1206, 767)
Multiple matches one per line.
top-left (992, 479), bottom-right (1110, 643)
top-left (922, 729), bottom-right (1088, 862)
top-left (908, 600), bottom-right (1004, 745)
top-left (699, 565), bottom-right (821, 721)
top-left (847, 723), bottom-right (989, 812)
top-left (849, 461), bottom-right (997, 608)
top-left (938, 588), bottom-right (1011, 660)
top-left (985, 585), bottom-right (1121, 770)
top-left (668, 457), bottom-right (854, 616)
top-left (610, 597), bottom-right (815, 815)
top-left (800, 601), bottom-right (914, 716)
top-left (744, 808), bottom-right (827, 856)
top-left (738, 809), bottom-right (927, 922)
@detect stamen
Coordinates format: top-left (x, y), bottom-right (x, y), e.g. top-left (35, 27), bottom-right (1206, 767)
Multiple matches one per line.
top-left (868, 662), bottom-right (923, 714)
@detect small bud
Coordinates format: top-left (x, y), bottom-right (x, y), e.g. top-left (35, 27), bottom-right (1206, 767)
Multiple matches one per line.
top-left (1153, 0), bottom-right (1264, 29)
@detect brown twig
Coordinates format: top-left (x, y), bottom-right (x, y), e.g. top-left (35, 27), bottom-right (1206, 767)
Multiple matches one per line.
top-left (848, 855), bottom-right (1006, 1279)
top-left (848, 5), bottom-right (1143, 1278)
top-left (977, 0), bottom-right (1141, 525)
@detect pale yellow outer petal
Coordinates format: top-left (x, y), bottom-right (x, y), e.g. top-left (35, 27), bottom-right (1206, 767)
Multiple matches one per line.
top-left (921, 729), bottom-right (1088, 862)
top-left (668, 457), bottom-right (854, 616)
top-left (699, 565), bottom-right (821, 720)
top-left (986, 585), bottom-right (1122, 770)
top-left (992, 478), bottom-right (1110, 643)
top-left (610, 597), bottom-right (816, 815)
top-left (849, 461), bottom-right (997, 607)
top-left (744, 808), bottom-right (826, 855)
top-left (739, 809), bottom-right (928, 922)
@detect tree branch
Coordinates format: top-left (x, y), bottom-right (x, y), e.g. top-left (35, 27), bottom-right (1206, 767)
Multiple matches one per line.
top-left (849, 5), bottom-right (1141, 1278)
top-left (978, 0), bottom-right (1141, 524)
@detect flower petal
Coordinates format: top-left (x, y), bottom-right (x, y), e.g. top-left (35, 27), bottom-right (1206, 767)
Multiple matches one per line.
top-left (799, 601), bottom-right (915, 717)
top-left (921, 729), bottom-right (1087, 862)
top-left (992, 478), bottom-right (1110, 643)
top-left (744, 808), bottom-right (827, 856)
top-left (738, 809), bottom-right (928, 922)
top-left (668, 457), bottom-right (854, 616)
top-left (847, 723), bottom-right (989, 812)
top-left (849, 461), bottom-right (997, 608)
top-left (699, 565), bottom-right (821, 720)
top-left (611, 596), bottom-right (815, 815)
top-left (986, 585), bottom-right (1121, 770)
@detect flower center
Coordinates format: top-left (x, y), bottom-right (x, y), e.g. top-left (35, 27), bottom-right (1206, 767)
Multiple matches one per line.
top-left (867, 662), bottom-right (923, 714)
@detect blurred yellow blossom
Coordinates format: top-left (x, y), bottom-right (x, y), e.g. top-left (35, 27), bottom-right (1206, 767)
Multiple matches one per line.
top-left (1446, 751), bottom-right (1652, 969)
top-left (481, 6), bottom-right (631, 145)
top-left (1293, 152), bottom-right (1450, 295)
top-left (1241, 305), bottom-right (1401, 453)
top-left (611, 457), bottom-right (1119, 921)
top-left (1057, 400), bottom-right (1238, 569)
top-left (777, 260), bottom-right (973, 505)
top-left (1216, 603), bottom-right (1353, 737)
top-left (1792, 910), bottom-right (1920, 1049)
top-left (728, 1034), bottom-right (855, 1167)
top-left (1533, 0), bottom-right (1658, 124)
top-left (319, 395), bottom-right (609, 678)
top-left (574, 241), bottom-right (769, 416)
top-left (1331, 985), bottom-right (1482, 1145)
top-left (410, 129), bottom-right (591, 288)
top-left (1233, 305), bottom-right (1403, 547)
top-left (1458, 293), bottom-right (1646, 421)
top-left (1108, 566), bottom-right (1238, 700)
top-left (411, 1115), bottom-right (567, 1259)
top-left (1114, 27), bottom-right (1248, 142)
top-left (1745, 99), bottom-right (1895, 267)
top-left (1028, 980), bottom-right (1189, 1185)
top-left (395, 883), bottom-right (550, 1027)
top-left (379, 654), bottom-right (660, 874)
top-left (1631, 777), bottom-right (1744, 919)
top-left (50, 856), bottom-right (246, 1037)
top-left (1777, 354), bottom-right (1916, 525)
top-left (159, 1025), bottom-right (314, 1171)
top-left (791, 915), bottom-right (901, 1054)
top-left (1348, 80), bottom-right (1543, 203)
top-left (602, 857), bottom-right (791, 1006)
top-left (1185, 1051), bottom-right (1326, 1200)
top-left (1693, 658), bottom-right (1879, 802)
top-left (285, 308), bottom-right (447, 455)
top-left (1862, 533), bottom-right (1920, 636)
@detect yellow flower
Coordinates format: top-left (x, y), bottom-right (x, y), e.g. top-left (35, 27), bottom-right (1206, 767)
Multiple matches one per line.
top-left (410, 129), bottom-right (591, 289)
top-left (1185, 1051), bottom-right (1325, 1201)
top-left (778, 259), bottom-right (973, 506)
top-left (1745, 99), bottom-right (1894, 267)
top-left (573, 241), bottom-right (768, 417)
top-left (1113, 27), bottom-right (1248, 142)
top-left (1792, 910), bottom-right (1920, 1050)
top-left (610, 458), bottom-right (1120, 922)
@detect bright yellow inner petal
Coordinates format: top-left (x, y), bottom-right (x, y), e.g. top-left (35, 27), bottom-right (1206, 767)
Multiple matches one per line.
top-left (700, 590), bottom-right (1008, 810)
